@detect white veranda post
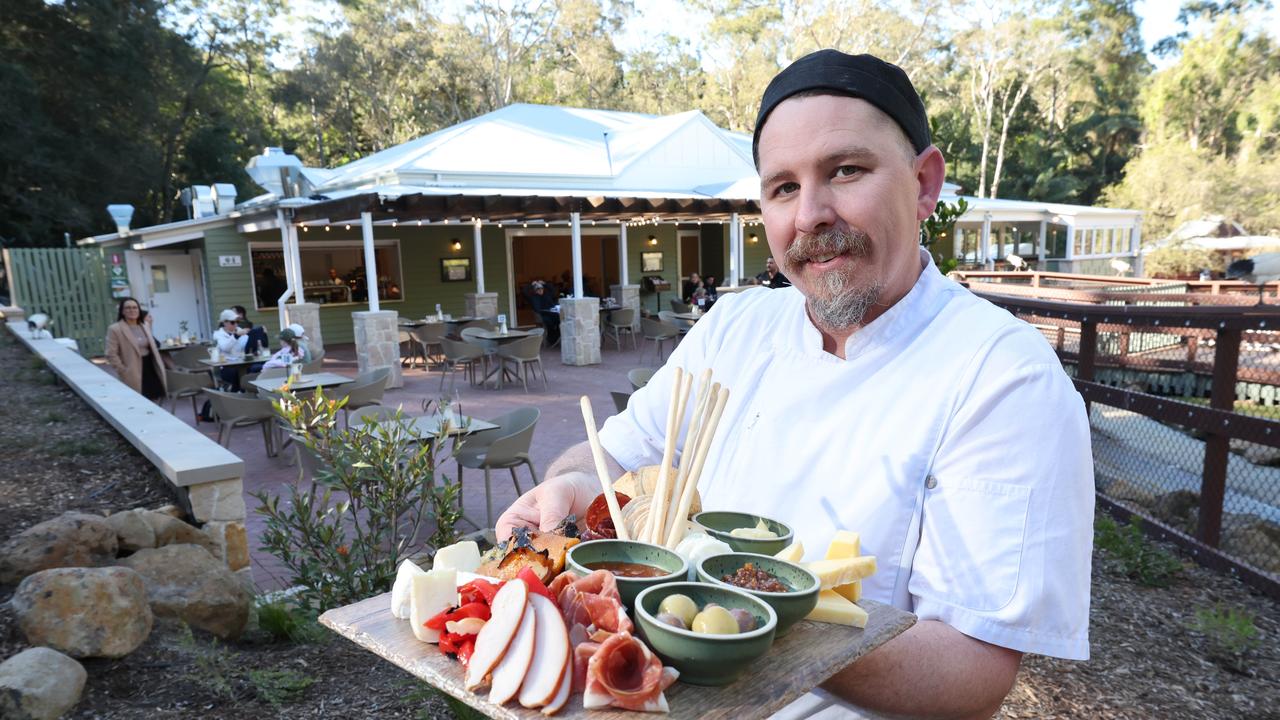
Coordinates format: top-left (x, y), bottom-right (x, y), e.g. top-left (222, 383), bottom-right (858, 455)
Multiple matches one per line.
top-left (1037, 218), bottom-right (1047, 265)
top-left (571, 212), bottom-right (584, 297)
top-left (618, 223), bottom-right (629, 285)
top-left (980, 213), bottom-right (993, 269)
top-left (361, 211), bottom-right (379, 312)
top-left (275, 209), bottom-right (293, 329)
top-left (728, 218), bottom-right (739, 288)
top-left (473, 219), bottom-right (485, 294)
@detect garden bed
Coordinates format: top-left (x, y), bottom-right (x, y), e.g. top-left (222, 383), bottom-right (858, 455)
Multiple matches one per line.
top-left (0, 330), bottom-right (1276, 718)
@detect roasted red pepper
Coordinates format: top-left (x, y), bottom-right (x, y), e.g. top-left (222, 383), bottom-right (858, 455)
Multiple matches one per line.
top-left (424, 600), bottom-right (490, 633)
top-left (456, 636), bottom-right (477, 667)
top-left (516, 566), bottom-right (555, 602)
top-left (458, 578), bottom-right (500, 606)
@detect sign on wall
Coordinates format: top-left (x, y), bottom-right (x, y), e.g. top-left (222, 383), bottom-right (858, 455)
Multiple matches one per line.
top-left (218, 255), bottom-right (243, 268)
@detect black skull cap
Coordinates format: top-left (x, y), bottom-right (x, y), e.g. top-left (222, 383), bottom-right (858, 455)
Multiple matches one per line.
top-left (752, 49), bottom-right (930, 167)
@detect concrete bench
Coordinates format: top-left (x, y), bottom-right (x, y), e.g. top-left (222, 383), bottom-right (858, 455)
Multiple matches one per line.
top-left (6, 320), bottom-right (248, 571)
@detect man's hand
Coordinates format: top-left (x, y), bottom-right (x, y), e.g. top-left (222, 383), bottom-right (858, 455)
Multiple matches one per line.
top-left (495, 471), bottom-right (602, 539)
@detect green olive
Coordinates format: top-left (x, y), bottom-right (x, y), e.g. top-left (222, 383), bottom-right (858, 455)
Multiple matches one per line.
top-left (658, 594), bottom-right (698, 627)
top-left (691, 605), bottom-right (739, 635)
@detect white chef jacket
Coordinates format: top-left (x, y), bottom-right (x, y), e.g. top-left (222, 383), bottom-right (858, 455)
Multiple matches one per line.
top-left (599, 249), bottom-right (1093, 660)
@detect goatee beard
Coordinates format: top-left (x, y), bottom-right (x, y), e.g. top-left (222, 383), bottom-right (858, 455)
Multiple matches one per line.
top-left (783, 227), bottom-right (882, 331)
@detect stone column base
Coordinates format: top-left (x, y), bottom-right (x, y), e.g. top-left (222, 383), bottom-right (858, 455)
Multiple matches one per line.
top-left (560, 297), bottom-right (601, 366)
top-left (610, 284), bottom-right (641, 332)
top-left (353, 310), bottom-right (404, 388)
top-left (465, 292), bottom-right (499, 319)
top-left (0, 306), bottom-right (27, 323)
top-left (286, 303), bottom-right (324, 357)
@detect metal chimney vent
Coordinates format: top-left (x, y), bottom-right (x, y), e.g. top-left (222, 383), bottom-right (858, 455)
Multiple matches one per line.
top-left (246, 147), bottom-right (306, 197)
top-left (106, 204), bottom-right (134, 235)
top-left (212, 183), bottom-right (238, 214)
top-left (190, 186), bottom-right (215, 218)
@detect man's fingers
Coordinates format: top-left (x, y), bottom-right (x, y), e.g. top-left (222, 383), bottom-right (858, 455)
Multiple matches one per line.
top-left (496, 503), bottom-right (539, 539)
top-left (538, 494), bottom-right (575, 532)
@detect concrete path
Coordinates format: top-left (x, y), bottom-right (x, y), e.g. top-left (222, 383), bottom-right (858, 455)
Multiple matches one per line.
top-left (168, 339), bottom-right (662, 590)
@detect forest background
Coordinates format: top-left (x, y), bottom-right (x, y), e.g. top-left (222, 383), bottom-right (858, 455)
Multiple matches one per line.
top-left (1, 0), bottom-right (1277, 249)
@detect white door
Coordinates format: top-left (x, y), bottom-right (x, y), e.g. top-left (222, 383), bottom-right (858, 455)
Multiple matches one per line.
top-left (140, 252), bottom-right (202, 340)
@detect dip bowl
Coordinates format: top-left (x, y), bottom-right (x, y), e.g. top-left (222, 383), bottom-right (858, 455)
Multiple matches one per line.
top-left (692, 511), bottom-right (793, 556)
top-left (565, 539), bottom-right (688, 608)
top-left (696, 552), bottom-right (820, 637)
top-left (634, 581), bottom-right (777, 686)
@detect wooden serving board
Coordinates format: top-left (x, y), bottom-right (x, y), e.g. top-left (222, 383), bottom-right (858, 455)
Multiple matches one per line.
top-left (320, 592), bottom-right (915, 719)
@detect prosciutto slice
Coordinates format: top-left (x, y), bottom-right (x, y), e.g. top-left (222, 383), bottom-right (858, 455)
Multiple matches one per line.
top-left (581, 631), bottom-right (679, 713)
top-left (556, 570), bottom-right (632, 636)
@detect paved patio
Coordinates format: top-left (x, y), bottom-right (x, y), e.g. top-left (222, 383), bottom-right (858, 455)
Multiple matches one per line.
top-left (170, 337), bottom-right (661, 590)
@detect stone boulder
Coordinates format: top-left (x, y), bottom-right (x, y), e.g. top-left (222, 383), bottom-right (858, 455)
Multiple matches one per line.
top-left (11, 566), bottom-right (152, 658)
top-left (140, 511), bottom-right (219, 557)
top-left (1221, 514), bottom-right (1280, 574)
top-left (0, 512), bottom-right (118, 585)
top-left (0, 647), bottom-right (87, 720)
top-left (105, 509), bottom-right (157, 553)
top-left (1229, 439), bottom-right (1280, 466)
top-left (1151, 490), bottom-right (1199, 535)
top-left (1103, 478), bottom-right (1157, 508)
top-left (119, 544), bottom-right (251, 639)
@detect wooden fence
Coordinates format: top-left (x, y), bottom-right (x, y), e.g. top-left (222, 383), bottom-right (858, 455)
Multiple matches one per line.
top-left (3, 247), bottom-right (114, 356)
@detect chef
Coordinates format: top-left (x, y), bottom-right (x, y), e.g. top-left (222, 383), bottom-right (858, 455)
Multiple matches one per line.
top-left (498, 49), bottom-right (1093, 719)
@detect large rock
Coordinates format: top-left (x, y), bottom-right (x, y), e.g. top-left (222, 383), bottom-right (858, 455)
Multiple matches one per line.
top-left (0, 512), bottom-right (118, 585)
top-left (1103, 477), bottom-right (1157, 508)
top-left (140, 511), bottom-right (219, 557)
top-left (106, 509), bottom-right (157, 553)
top-left (1221, 514), bottom-right (1280, 574)
top-left (0, 647), bottom-right (87, 720)
top-left (1229, 439), bottom-right (1280, 466)
top-left (1151, 490), bottom-right (1199, 534)
top-left (118, 544), bottom-right (251, 639)
top-left (11, 566), bottom-right (152, 658)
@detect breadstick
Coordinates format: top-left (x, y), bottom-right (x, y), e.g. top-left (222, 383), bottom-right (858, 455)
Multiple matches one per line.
top-left (663, 374), bottom-right (714, 540)
top-left (665, 386), bottom-right (730, 549)
top-left (579, 396), bottom-right (630, 541)
top-left (647, 368), bottom-right (684, 544)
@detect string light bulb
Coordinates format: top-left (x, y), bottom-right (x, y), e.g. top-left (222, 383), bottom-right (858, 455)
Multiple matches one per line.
top-left (648, 235), bottom-right (658, 246)
top-left (451, 239), bottom-right (462, 251)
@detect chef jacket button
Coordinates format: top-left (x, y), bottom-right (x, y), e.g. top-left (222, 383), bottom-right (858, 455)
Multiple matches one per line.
top-left (925, 475), bottom-right (938, 489)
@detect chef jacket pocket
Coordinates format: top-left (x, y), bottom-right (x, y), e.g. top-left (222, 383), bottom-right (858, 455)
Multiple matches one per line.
top-left (911, 477), bottom-right (1031, 613)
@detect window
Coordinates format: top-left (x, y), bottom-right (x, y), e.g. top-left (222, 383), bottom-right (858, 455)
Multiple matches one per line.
top-left (150, 265), bottom-right (169, 293)
top-left (248, 240), bottom-right (404, 309)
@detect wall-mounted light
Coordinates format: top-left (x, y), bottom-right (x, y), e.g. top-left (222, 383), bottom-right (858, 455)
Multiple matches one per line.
top-left (748, 233), bottom-right (758, 244)
top-left (344, 224), bottom-right (350, 230)
top-left (302, 226), bottom-right (309, 233)
top-left (451, 239), bottom-right (463, 251)
top-left (324, 225), bottom-right (331, 232)
top-left (648, 235), bottom-right (658, 246)
top-left (391, 220), bottom-right (398, 228)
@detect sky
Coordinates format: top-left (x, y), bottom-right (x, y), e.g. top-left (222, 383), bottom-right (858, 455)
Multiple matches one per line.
top-left (271, 0), bottom-right (1278, 72)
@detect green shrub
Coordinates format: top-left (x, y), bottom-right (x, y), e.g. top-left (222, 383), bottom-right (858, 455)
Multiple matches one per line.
top-left (253, 600), bottom-right (324, 644)
top-left (247, 668), bottom-right (315, 708)
top-left (1094, 515), bottom-right (1184, 587)
top-left (254, 389), bottom-right (464, 613)
top-left (1191, 604), bottom-right (1262, 673)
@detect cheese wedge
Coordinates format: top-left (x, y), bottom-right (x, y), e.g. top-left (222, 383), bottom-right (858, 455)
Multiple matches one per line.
top-left (806, 589), bottom-right (868, 627)
top-left (410, 568), bottom-right (458, 643)
top-left (433, 540), bottom-right (482, 573)
top-left (774, 541), bottom-right (804, 564)
top-left (391, 559), bottom-right (426, 619)
top-left (805, 556), bottom-right (877, 589)
top-left (823, 531), bottom-right (860, 560)
top-left (833, 580), bottom-right (862, 603)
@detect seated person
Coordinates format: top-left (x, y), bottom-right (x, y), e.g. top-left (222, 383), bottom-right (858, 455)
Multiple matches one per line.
top-left (232, 305), bottom-right (271, 355)
top-left (682, 272), bottom-right (704, 303)
top-left (529, 281), bottom-right (560, 345)
top-left (262, 324), bottom-right (312, 369)
top-left (755, 256), bottom-right (791, 288)
top-left (213, 308), bottom-right (250, 391)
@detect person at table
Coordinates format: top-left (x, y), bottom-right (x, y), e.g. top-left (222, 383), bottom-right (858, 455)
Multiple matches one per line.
top-left (682, 272), bottom-right (704, 303)
top-left (232, 305), bottom-right (270, 355)
top-left (261, 324), bottom-right (312, 369)
top-left (105, 297), bottom-right (167, 401)
top-left (497, 50), bottom-right (1092, 720)
top-left (213, 308), bottom-right (250, 391)
top-left (529, 280), bottom-right (560, 346)
top-left (755, 256), bottom-right (791, 288)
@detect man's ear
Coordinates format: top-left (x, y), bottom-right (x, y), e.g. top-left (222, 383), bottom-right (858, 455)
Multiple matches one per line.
top-left (914, 146), bottom-right (946, 223)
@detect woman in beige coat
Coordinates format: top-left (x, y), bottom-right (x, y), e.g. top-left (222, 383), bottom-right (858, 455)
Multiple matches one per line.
top-left (105, 297), bottom-right (167, 401)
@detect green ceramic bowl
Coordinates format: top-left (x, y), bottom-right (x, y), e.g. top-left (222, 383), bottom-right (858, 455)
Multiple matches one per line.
top-left (696, 552), bottom-right (820, 637)
top-left (634, 581), bottom-right (777, 686)
top-left (692, 511), bottom-right (794, 556)
top-left (565, 539), bottom-right (689, 608)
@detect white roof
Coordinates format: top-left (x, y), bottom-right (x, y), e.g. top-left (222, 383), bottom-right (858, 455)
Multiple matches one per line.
top-left (940, 185), bottom-right (1141, 225)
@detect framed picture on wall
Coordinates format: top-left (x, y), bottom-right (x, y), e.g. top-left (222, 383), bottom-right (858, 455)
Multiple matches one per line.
top-left (441, 257), bottom-right (472, 282)
top-left (641, 251), bottom-right (664, 272)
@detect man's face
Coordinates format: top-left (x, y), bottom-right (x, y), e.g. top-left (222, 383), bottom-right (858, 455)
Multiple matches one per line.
top-left (765, 258), bottom-right (777, 273)
top-left (757, 94), bottom-right (943, 332)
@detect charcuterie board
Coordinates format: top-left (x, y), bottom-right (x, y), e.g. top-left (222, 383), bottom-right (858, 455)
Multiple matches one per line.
top-left (319, 592), bottom-right (915, 720)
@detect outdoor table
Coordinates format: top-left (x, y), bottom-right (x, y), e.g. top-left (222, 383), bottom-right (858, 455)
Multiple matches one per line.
top-left (249, 372), bottom-right (355, 394)
top-left (199, 353), bottom-right (270, 389)
top-left (467, 329), bottom-right (534, 389)
top-left (318, 593), bottom-right (915, 720)
top-left (671, 311), bottom-right (703, 323)
top-left (158, 340), bottom-right (207, 353)
top-left (361, 412), bottom-right (498, 439)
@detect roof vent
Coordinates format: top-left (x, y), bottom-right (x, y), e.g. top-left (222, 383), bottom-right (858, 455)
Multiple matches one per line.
top-left (212, 183), bottom-right (238, 214)
top-left (106, 204), bottom-right (134, 235)
top-left (186, 185), bottom-right (216, 218)
top-left (246, 147), bottom-right (307, 197)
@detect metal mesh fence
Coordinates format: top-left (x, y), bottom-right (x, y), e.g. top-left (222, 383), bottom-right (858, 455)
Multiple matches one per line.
top-left (976, 282), bottom-right (1280, 587)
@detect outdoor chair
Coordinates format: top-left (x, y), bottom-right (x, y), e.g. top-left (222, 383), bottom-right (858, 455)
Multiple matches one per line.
top-left (611, 391), bottom-right (631, 414)
top-left (439, 338), bottom-right (485, 391)
top-left (640, 317), bottom-right (681, 364)
top-left (458, 318), bottom-right (496, 334)
top-left (659, 310), bottom-right (693, 334)
top-left (170, 345), bottom-right (209, 371)
top-left (627, 367), bottom-right (655, 391)
top-left (164, 367), bottom-right (213, 422)
top-left (301, 348), bottom-right (325, 374)
top-left (460, 327), bottom-right (500, 383)
top-left (604, 308), bottom-right (637, 351)
top-left (339, 367), bottom-right (391, 427)
top-left (399, 327), bottom-right (418, 368)
top-left (456, 407), bottom-right (540, 528)
top-left (670, 299), bottom-right (692, 314)
top-left (202, 388), bottom-right (278, 457)
top-left (409, 324), bottom-right (447, 369)
top-left (495, 333), bottom-right (547, 392)
top-left (350, 404), bottom-right (400, 425)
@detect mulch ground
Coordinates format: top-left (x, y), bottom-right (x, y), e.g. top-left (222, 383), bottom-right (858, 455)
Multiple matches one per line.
top-left (1, 330), bottom-right (1276, 719)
